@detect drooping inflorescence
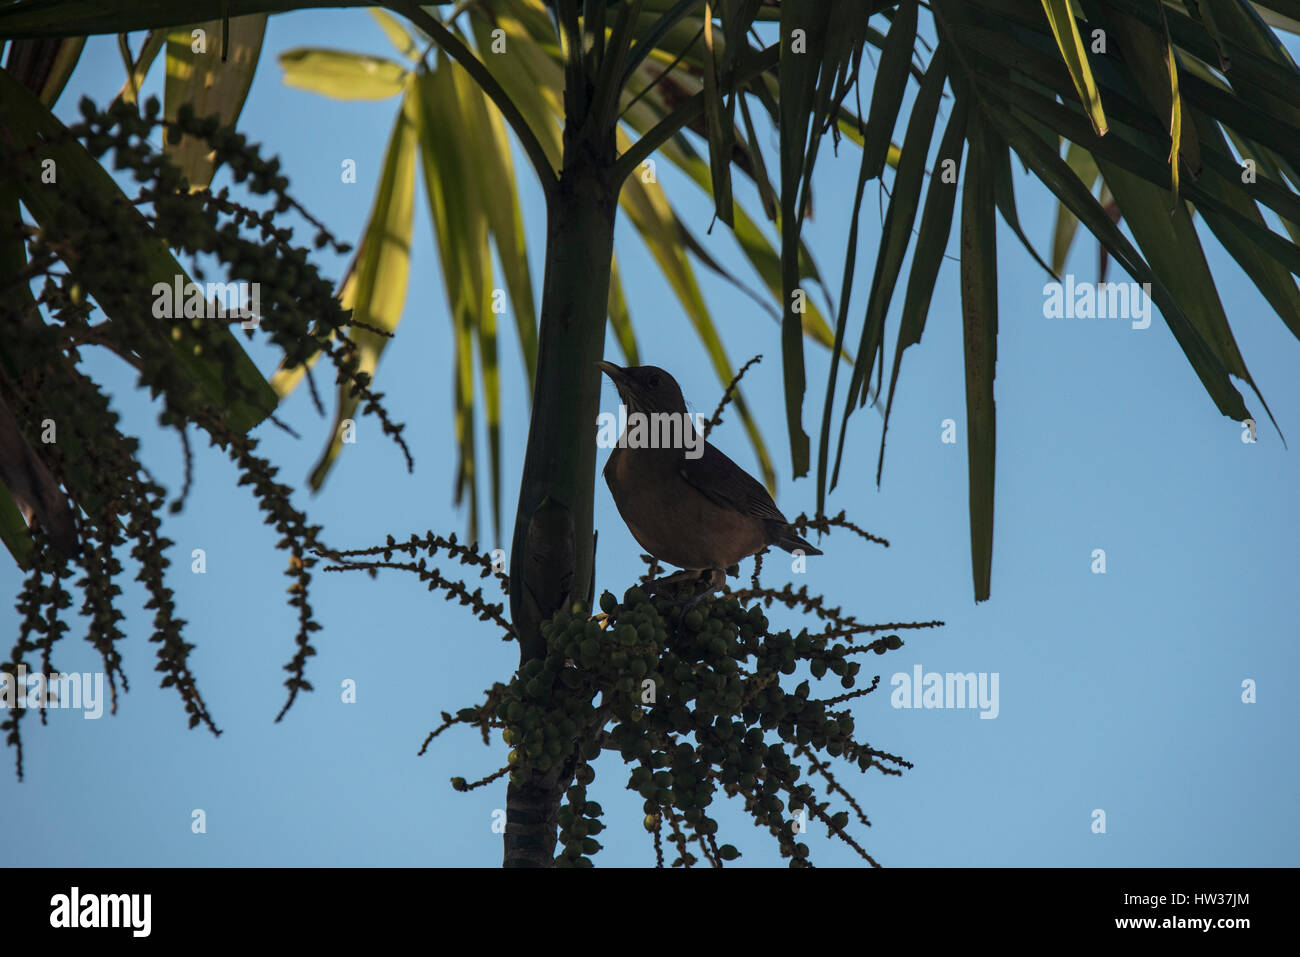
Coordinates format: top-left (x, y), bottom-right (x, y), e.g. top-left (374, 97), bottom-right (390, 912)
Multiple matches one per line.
top-left (1, 94), bottom-right (411, 773)
top-left (412, 527), bottom-right (940, 867)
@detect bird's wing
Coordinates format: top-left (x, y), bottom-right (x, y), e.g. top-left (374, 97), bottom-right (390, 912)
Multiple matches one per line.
top-left (679, 441), bottom-right (788, 524)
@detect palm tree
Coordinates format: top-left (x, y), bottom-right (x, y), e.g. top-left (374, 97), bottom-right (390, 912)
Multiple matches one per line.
top-left (4, 0), bottom-right (1299, 864)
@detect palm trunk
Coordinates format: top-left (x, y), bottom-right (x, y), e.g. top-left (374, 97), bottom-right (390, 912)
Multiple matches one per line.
top-left (503, 116), bottom-right (617, 867)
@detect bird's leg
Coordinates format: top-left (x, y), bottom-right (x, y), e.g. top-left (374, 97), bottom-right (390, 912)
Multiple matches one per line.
top-left (679, 568), bottom-right (726, 611)
top-left (645, 567), bottom-right (725, 609)
top-left (643, 568), bottom-right (704, 596)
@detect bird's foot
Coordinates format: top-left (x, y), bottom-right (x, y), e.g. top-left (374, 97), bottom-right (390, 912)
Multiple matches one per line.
top-left (643, 569), bottom-right (701, 596)
top-left (645, 568), bottom-right (725, 608)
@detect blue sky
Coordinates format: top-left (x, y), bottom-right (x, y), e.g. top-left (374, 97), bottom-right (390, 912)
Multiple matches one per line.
top-left (2, 8), bottom-right (1297, 867)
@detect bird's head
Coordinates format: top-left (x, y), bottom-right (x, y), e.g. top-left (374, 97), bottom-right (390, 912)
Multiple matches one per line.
top-left (596, 361), bottom-right (688, 416)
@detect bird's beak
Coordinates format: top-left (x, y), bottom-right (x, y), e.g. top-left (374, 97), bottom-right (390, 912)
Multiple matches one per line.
top-left (595, 360), bottom-right (629, 391)
top-left (596, 360), bottom-right (643, 411)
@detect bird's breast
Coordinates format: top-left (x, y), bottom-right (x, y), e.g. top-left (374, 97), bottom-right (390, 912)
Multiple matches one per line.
top-left (604, 446), bottom-right (766, 570)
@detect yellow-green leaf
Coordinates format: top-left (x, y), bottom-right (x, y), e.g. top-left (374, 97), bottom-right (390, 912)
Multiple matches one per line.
top-left (458, 56), bottom-right (538, 392)
top-left (1039, 0), bottom-right (1108, 135)
top-left (116, 31), bottom-right (164, 105)
top-left (450, 60), bottom-right (504, 540)
top-left (279, 47), bottom-right (408, 100)
top-left (1052, 140), bottom-right (1099, 274)
top-left (1104, 4), bottom-right (1197, 204)
top-left (417, 59), bottom-right (496, 540)
top-left (307, 80), bottom-right (418, 490)
top-left (619, 85), bottom-right (841, 353)
top-left (468, 6), bottom-right (562, 168)
top-left (371, 7), bottom-right (422, 61)
top-left (165, 15), bottom-right (268, 190)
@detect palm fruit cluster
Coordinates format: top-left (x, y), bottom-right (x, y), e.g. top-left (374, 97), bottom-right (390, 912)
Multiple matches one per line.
top-left (1, 94), bottom-right (405, 776)
top-left (494, 576), bottom-right (906, 867)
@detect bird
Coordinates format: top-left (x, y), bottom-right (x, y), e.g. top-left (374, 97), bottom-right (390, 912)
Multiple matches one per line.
top-left (596, 360), bottom-right (821, 598)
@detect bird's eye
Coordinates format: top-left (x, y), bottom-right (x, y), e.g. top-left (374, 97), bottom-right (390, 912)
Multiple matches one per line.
top-left (648, 375), bottom-right (661, 389)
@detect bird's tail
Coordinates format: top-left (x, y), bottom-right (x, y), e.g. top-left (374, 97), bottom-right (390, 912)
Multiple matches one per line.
top-left (769, 523), bottom-right (823, 557)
